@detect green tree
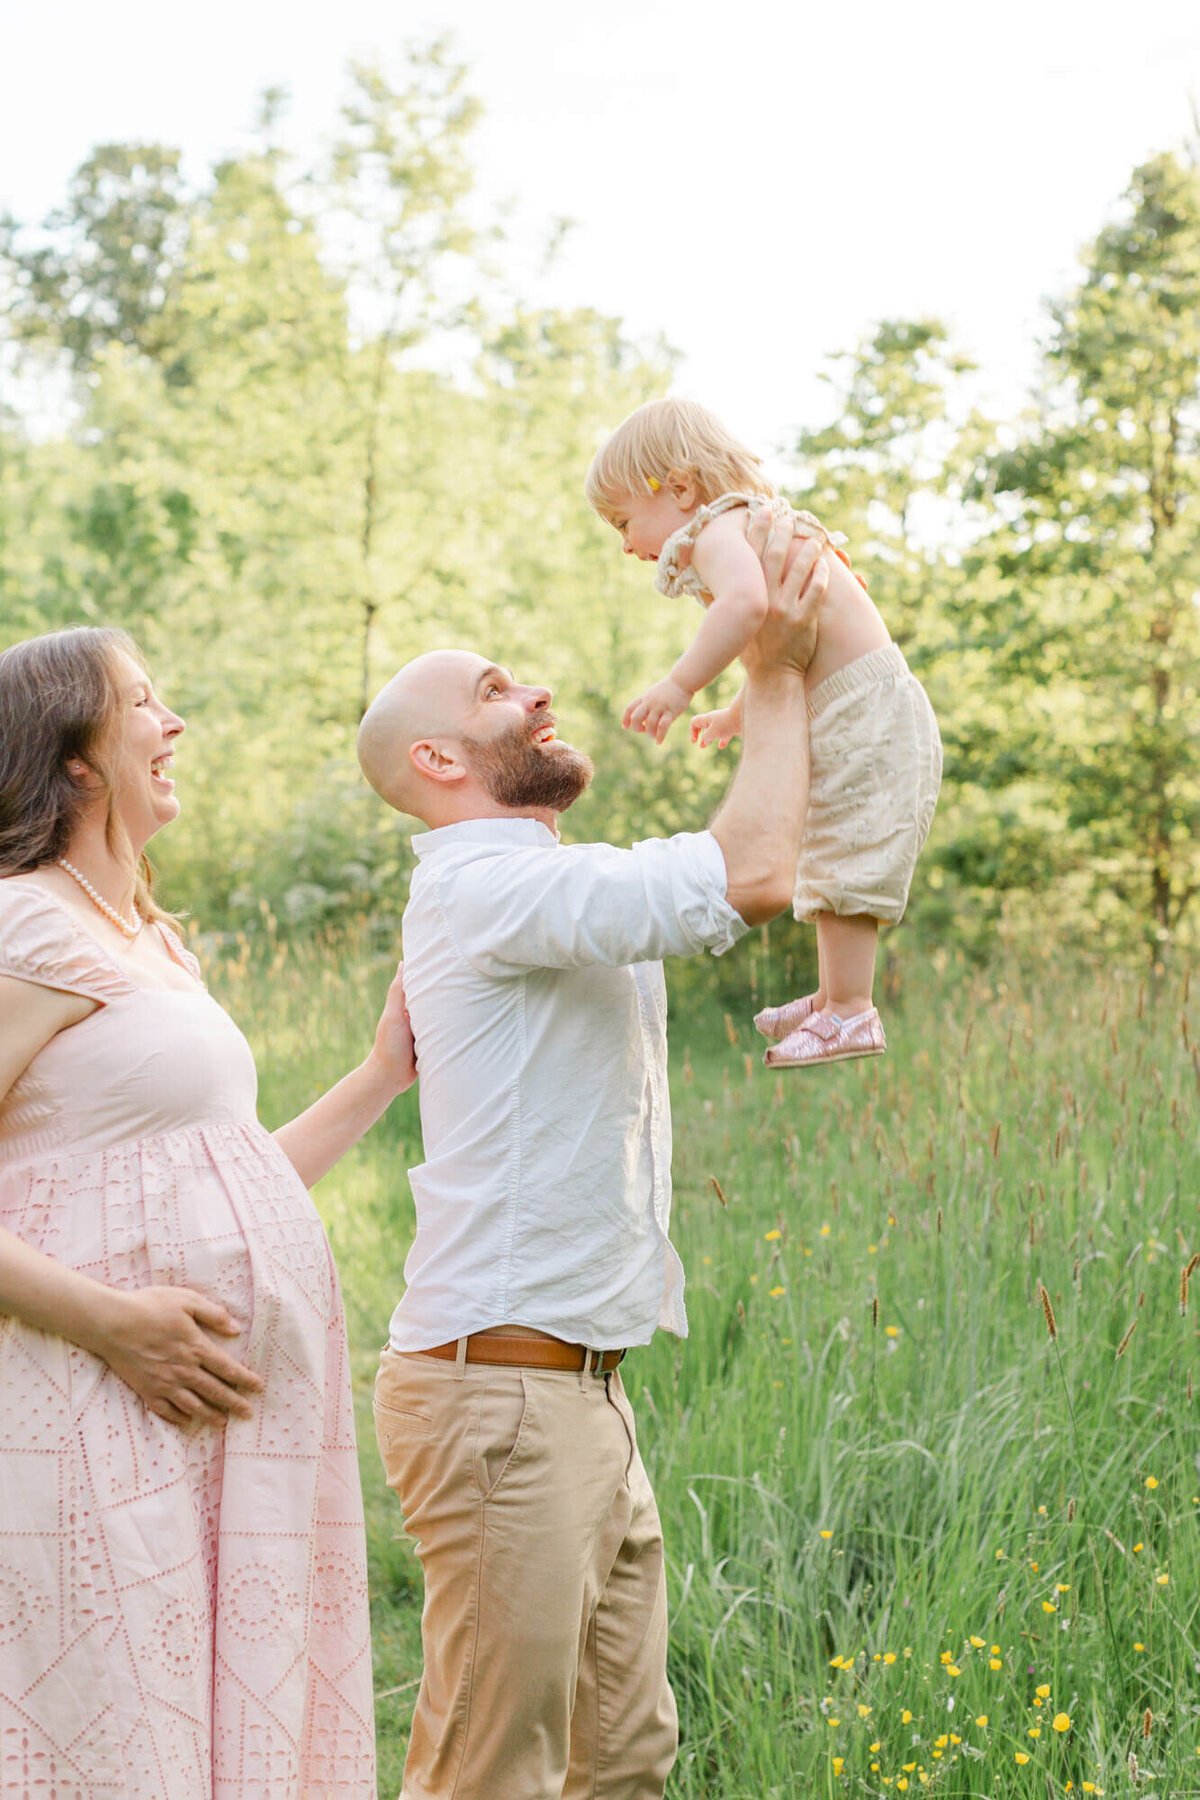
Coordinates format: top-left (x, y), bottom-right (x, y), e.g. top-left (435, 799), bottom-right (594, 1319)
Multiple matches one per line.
top-left (974, 152), bottom-right (1200, 953)
top-left (0, 144), bottom-right (186, 369)
top-left (321, 41), bottom-right (488, 714)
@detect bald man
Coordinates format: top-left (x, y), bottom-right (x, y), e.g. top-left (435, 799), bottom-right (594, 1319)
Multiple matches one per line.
top-left (360, 517), bottom-right (827, 1800)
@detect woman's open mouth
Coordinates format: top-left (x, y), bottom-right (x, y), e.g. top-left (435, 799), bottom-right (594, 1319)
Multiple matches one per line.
top-left (150, 752), bottom-right (175, 789)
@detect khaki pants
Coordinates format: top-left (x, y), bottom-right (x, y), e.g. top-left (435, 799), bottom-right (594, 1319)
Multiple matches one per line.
top-left (374, 1346), bottom-right (678, 1800)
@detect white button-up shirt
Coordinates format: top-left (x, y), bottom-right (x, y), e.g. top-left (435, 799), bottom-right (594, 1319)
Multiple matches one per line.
top-left (390, 819), bottom-right (747, 1352)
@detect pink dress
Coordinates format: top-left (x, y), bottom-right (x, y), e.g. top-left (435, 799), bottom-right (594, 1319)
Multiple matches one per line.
top-left (0, 883), bottom-right (376, 1799)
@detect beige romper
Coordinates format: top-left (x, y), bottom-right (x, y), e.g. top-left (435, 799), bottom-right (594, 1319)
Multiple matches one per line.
top-left (656, 493), bottom-right (942, 925)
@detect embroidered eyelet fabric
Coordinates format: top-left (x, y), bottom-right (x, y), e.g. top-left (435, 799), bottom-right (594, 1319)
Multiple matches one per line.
top-left (0, 883), bottom-right (376, 1798)
top-left (654, 492), bottom-right (847, 603)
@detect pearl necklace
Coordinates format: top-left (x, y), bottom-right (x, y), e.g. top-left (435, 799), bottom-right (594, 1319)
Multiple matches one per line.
top-left (56, 859), bottom-right (144, 940)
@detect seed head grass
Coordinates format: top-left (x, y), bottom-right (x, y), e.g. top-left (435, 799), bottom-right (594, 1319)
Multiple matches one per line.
top-left (209, 932), bottom-right (1198, 1797)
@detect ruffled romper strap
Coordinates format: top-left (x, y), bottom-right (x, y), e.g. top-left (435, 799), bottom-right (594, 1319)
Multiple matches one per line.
top-left (655, 492), bottom-right (766, 598)
top-left (0, 882), bottom-right (138, 1005)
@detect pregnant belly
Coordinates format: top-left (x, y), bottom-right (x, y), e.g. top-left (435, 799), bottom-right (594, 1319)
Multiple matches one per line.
top-left (0, 1120), bottom-right (336, 1381)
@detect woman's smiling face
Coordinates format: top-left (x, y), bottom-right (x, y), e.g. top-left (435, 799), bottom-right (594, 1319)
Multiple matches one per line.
top-left (102, 650), bottom-right (186, 850)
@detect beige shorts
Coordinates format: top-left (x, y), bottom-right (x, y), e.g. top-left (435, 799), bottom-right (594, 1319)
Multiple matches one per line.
top-left (794, 642), bottom-right (942, 925)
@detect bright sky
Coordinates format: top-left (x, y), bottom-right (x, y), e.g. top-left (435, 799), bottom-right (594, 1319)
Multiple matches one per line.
top-left (4, 0), bottom-right (1199, 465)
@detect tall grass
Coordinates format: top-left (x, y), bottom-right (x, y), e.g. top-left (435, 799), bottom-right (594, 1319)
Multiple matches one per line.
top-left (208, 930), bottom-right (1199, 1799)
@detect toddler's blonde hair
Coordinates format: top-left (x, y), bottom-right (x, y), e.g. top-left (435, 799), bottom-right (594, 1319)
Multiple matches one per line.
top-left (586, 397), bottom-right (774, 521)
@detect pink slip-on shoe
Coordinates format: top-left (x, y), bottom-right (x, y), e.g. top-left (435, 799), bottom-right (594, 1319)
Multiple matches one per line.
top-left (754, 992), bottom-right (819, 1042)
top-left (764, 1007), bottom-right (887, 1069)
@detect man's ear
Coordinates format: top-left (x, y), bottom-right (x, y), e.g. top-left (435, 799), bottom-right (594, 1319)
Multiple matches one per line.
top-left (409, 740), bottom-right (468, 785)
top-left (665, 468), bottom-right (699, 510)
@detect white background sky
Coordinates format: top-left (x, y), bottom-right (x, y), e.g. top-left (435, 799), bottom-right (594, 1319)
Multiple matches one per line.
top-left (3, 0), bottom-right (1199, 465)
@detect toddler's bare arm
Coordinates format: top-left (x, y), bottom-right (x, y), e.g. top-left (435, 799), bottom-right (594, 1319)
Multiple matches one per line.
top-left (669, 518), bottom-right (769, 696)
top-left (690, 683), bottom-right (746, 749)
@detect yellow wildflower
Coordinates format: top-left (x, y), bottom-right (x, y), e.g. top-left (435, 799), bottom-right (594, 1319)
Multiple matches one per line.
top-left (885, 1325), bottom-right (900, 1337)
top-left (1145, 1476), bottom-right (1159, 1489)
top-left (1156, 1573), bottom-right (1169, 1586)
top-left (989, 1657), bottom-right (1003, 1670)
top-left (858, 1704), bottom-right (872, 1719)
top-left (820, 1530), bottom-right (833, 1540)
top-left (901, 1710), bottom-right (912, 1724)
top-left (765, 1229), bottom-right (781, 1241)
top-left (1134, 1642), bottom-right (1144, 1651)
top-left (1016, 1751), bottom-right (1030, 1764)
top-left (769, 1285), bottom-right (786, 1297)
top-left (1036, 1685), bottom-right (1051, 1699)
top-left (947, 1664), bottom-right (961, 1677)
top-left (1053, 1713), bottom-right (1071, 1733)
top-left (970, 1635), bottom-right (985, 1648)
top-left (832, 1756), bottom-right (844, 1776)
top-left (1028, 1727), bottom-right (1041, 1739)
top-left (975, 1715), bottom-right (988, 1727)
top-left (935, 1736), bottom-right (949, 1749)
top-left (1042, 1601), bottom-right (1058, 1614)
top-left (883, 1651), bottom-right (897, 1665)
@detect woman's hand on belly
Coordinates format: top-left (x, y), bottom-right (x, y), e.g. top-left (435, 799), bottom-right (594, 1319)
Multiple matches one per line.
top-left (86, 1283), bottom-right (265, 1427)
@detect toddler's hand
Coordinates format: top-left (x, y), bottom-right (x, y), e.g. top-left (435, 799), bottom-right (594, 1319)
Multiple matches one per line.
top-left (689, 705), bottom-right (741, 750)
top-left (623, 679), bottom-right (693, 745)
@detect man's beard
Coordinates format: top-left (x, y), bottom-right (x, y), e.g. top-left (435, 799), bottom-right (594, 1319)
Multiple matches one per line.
top-left (461, 720), bottom-right (594, 812)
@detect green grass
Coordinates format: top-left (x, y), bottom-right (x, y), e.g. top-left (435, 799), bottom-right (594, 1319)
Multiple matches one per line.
top-left (208, 931), bottom-right (1200, 1799)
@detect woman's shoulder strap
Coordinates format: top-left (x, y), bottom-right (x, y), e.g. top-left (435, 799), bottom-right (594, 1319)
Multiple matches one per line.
top-left (154, 920), bottom-right (206, 988)
top-left (0, 881), bottom-right (137, 1001)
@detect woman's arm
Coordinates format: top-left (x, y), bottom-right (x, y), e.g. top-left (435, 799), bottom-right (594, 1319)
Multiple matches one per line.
top-left (273, 962), bottom-right (416, 1189)
top-left (0, 972), bottom-right (264, 1427)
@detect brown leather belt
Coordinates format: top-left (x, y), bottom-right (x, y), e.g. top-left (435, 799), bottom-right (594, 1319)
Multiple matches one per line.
top-left (418, 1334), bottom-right (626, 1374)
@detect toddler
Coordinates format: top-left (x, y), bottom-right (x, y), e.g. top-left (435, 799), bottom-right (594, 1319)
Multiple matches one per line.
top-left (585, 396), bottom-right (942, 1069)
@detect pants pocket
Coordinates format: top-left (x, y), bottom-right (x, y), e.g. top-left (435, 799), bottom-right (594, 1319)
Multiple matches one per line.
top-left (474, 1371), bottom-right (530, 1501)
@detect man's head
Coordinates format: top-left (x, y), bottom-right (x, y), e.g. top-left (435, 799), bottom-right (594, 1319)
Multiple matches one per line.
top-left (357, 649), bottom-right (594, 829)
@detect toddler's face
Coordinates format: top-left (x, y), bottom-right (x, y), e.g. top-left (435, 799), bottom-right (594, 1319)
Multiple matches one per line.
top-left (609, 485), bottom-right (695, 563)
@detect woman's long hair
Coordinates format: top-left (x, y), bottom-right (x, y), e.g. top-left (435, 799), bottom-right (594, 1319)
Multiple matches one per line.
top-left (0, 626), bottom-right (176, 925)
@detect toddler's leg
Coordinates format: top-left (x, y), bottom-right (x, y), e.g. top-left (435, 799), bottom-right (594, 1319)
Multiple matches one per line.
top-left (763, 913), bottom-right (885, 1068)
top-left (753, 924), bottom-right (826, 1041)
top-left (815, 912), bottom-right (877, 1020)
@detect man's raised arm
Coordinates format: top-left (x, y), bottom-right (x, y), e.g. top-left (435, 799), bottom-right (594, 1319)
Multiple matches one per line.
top-left (709, 515), bottom-right (826, 925)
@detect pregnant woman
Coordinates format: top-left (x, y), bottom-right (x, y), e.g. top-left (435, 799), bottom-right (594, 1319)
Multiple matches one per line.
top-left (0, 626), bottom-right (412, 1797)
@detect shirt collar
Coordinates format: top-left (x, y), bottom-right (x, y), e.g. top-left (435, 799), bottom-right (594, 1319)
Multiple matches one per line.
top-left (412, 817), bottom-right (561, 860)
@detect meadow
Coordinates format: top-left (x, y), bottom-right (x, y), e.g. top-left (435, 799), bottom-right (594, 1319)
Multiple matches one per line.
top-left (210, 929), bottom-right (1200, 1800)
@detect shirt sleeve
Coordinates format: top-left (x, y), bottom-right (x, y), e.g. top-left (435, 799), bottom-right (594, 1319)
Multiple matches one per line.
top-left (444, 829), bottom-right (749, 977)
